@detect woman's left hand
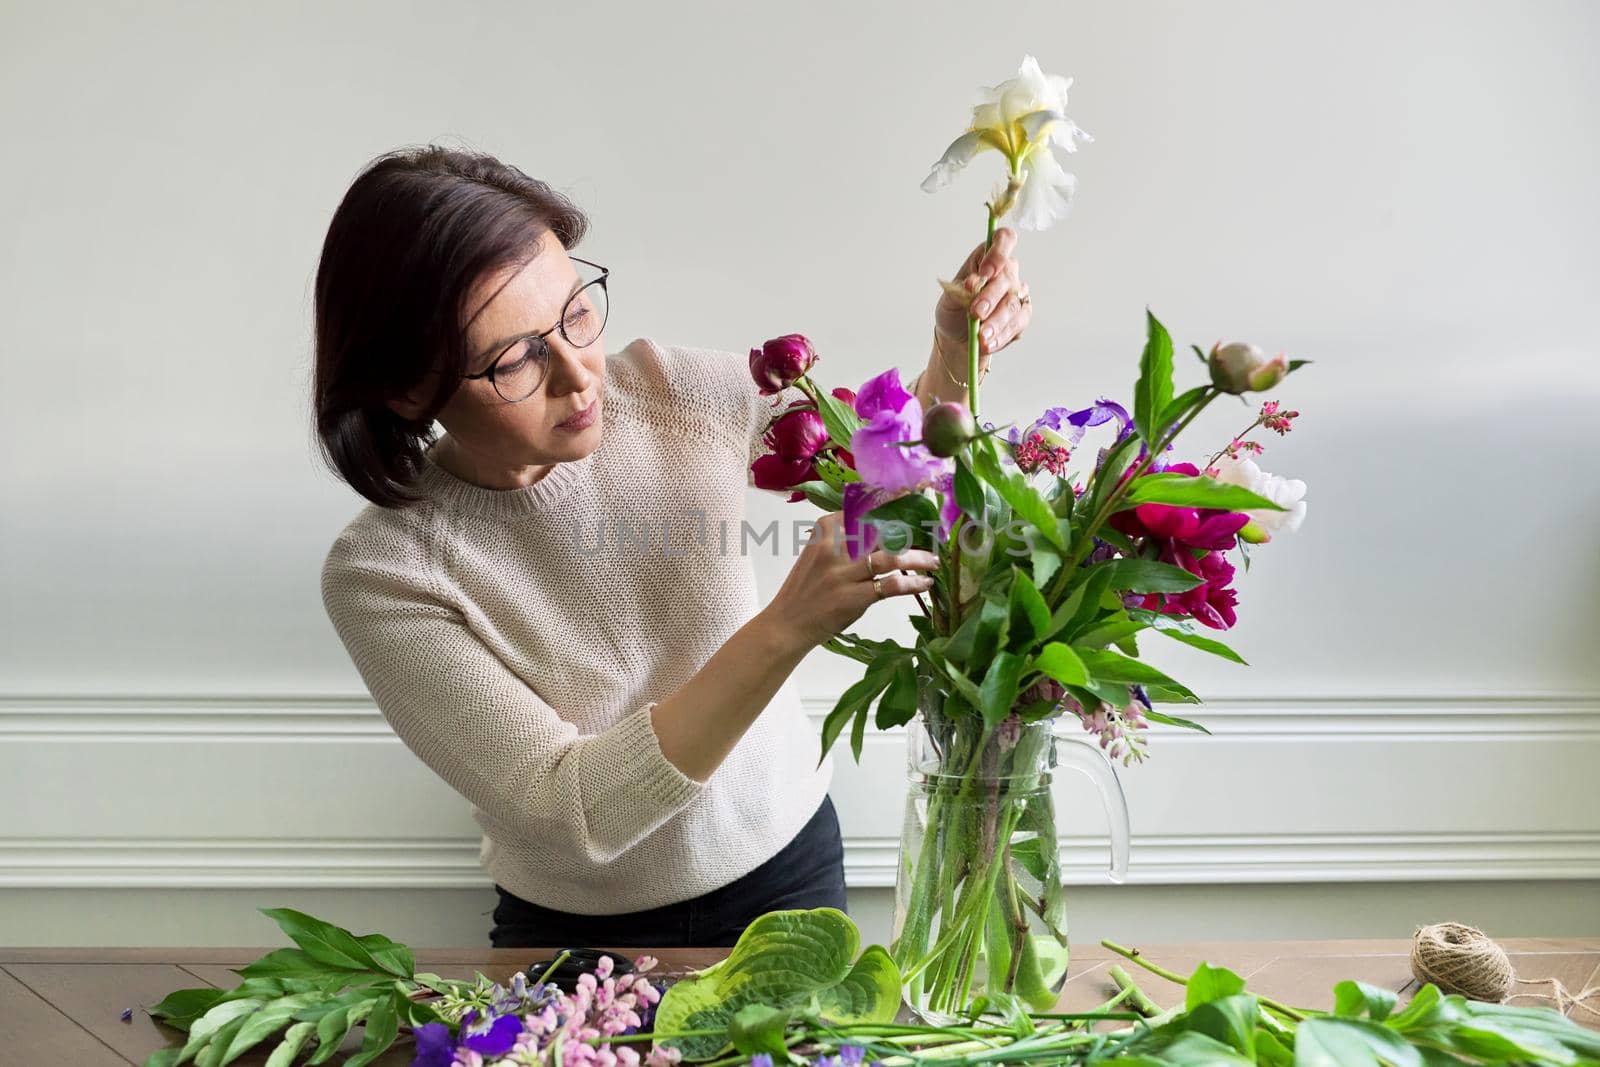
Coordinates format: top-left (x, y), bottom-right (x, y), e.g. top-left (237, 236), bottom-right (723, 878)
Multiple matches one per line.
top-left (934, 226), bottom-right (1032, 361)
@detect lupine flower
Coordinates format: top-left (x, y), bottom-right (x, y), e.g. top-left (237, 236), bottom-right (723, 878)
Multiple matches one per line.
top-left (1078, 694), bottom-right (1150, 764)
top-left (749, 334), bottom-right (819, 395)
top-left (416, 956), bottom-right (666, 1067)
top-left (1208, 342), bottom-right (1289, 394)
top-left (1209, 455), bottom-right (1307, 542)
top-left (1108, 464), bottom-right (1249, 551)
top-left (922, 55), bottom-right (1093, 231)
top-left (841, 369), bottom-right (953, 560)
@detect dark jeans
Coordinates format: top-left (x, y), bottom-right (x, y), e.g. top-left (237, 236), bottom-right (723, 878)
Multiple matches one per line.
top-left (489, 795), bottom-right (847, 948)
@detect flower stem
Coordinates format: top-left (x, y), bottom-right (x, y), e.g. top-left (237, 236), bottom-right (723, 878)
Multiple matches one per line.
top-left (967, 209), bottom-right (998, 419)
top-left (1047, 390), bottom-right (1219, 603)
top-left (1100, 939), bottom-right (1308, 1022)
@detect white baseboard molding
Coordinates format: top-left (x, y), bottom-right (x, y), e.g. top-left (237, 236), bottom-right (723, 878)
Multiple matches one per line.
top-left (2, 691), bottom-right (1595, 889)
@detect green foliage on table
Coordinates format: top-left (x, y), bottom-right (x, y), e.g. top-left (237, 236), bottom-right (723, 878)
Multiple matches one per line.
top-left (680, 939), bottom-right (1600, 1066)
top-left (141, 907), bottom-right (455, 1067)
top-left (652, 907), bottom-right (901, 1061)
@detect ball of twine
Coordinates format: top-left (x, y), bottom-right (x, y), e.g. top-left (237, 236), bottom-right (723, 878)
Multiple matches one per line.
top-left (1410, 922), bottom-right (1513, 1000)
top-left (1411, 921), bottom-right (1600, 1017)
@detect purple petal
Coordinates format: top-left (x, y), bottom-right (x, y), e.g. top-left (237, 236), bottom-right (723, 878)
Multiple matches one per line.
top-left (410, 1022), bottom-right (456, 1067)
top-left (936, 471), bottom-right (961, 542)
top-left (463, 1013), bottom-right (524, 1057)
top-left (841, 483), bottom-right (895, 561)
top-left (850, 409), bottom-right (948, 492)
top-left (852, 368), bottom-right (916, 421)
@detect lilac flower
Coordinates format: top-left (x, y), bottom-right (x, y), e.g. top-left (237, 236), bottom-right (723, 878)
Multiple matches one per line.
top-left (751, 1056), bottom-right (776, 1067)
top-left (839, 1046), bottom-right (867, 1067)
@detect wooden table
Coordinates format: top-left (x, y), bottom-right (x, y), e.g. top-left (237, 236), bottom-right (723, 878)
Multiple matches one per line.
top-left (4, 939), bottom-right (1596, 1065)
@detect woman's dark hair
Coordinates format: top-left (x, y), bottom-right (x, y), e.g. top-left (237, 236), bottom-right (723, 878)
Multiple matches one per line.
top-left (312, 145), bottom-right (589, 508)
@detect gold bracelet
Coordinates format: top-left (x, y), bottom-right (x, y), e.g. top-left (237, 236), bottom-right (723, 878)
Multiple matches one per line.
top-left (935, 331), bottom-right (989, 389)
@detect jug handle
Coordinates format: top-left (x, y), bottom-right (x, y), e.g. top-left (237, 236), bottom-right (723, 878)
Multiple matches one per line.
top-left (1054, 732), bottom-right (1131, 883)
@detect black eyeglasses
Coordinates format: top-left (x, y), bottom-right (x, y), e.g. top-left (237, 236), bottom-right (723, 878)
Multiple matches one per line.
top-left (464, 256), bottom-right (610, 403)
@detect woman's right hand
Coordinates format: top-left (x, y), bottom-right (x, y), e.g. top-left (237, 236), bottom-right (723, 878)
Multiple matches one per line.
top-left (763, 511), bottom-right (939, 652)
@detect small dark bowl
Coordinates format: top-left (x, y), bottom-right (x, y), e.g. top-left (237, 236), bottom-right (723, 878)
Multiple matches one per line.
top-left (525, 948), bottom-right (637, 993)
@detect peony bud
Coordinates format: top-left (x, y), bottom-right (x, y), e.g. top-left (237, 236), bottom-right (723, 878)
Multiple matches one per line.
top-left (1208, 342), bottom-right (1290, 394)
top-left (922, 401), bottom-right (978, 457)
top-left (748, 334), bottom-right (818, 395)
top-left (1237, 520), bottom-right (1272, 544)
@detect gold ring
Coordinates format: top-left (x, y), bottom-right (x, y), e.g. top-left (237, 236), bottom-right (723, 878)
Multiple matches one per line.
top-left (1019, 292), bottom-right (1031, 305)
top-left (872, 575), bottom-right (886, 598)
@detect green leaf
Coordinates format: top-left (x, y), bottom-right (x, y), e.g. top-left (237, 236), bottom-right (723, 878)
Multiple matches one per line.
top-left (1293, 1018), bottom-right (1422, 1067)
top-left (341, 993), bottom-right (399, 1067)
top-left (1079, 649), bottom-right (1198, 701)
top-left (953, 457), bottom-right (985, 519)
top-left (149, 987), bottom-right (226, 1029)
top-left (1145, 708), bottom-right (1212, 733)
top-left (234, 949), bottom-right (329, 982)
top-left (263, 1021), bottom-right (317, 1067)
top-left (1158, 384), bottom-right (1211, 439)
top-left (1084, 431), bottom-right (1141, 528)
top-left (1030, 539), bottom-right (1064, 590)
top-left (811, 386), bottom-right (861, 451)
top-left (977, 651), bottom-right (1026, 728)
top-left (1135, 615), bottom-right (1249, 665)
top-left (796, 480), bottom-right (842, 511)
top-left (306, 999), bottom-right (372, 1065)
top-left (1190, 343), bottom-right (1210, 365)
top-left (1047, 565), bottom-right (1114, 644)
top-left (1032, 642), bottom-right (1088, 687)
top-left (875, 657), bottom-right (918, 730)
top-left (864, 493), bottom-right (937, 553)
top-left (1096, 558), bottom-right (1204, 594)
top-left (972, 440), bottom-right (1067, 549)
top-left (217, 993), bottom-right (325, 1066)
top-left (1185, 962), bottom-right (1246, 1010)
top-left (1333, 979), bottom-right (1397, 1021)
top-left (1007, 567), bottom-right (1051, 649)
top-left (727, 1004), bottom-right (794, 1060)
top-left (814, 455), bottom-right (858, 489)
top-left (352, 933), bottom-right (413, 979)
top-left (179, 998), bottom-right (266, 1063)
top-left (814, 944), bottom-right (901, 1022)
top-left (653, 908), bottom-right (900, 1060)
top-left (257, 908), bottom-right (387, 974)
top-left (1133, 309), bottom-right (1175, 444)
top-left (1186, 994), bottom-right (1259, 1057)
top-left (1122, 472), bottom-right (1286, 512)
top-left (820, 662), bottom-right (895, 765)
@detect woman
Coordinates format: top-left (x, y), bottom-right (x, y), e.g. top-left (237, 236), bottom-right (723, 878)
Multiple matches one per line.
top-left (313, 145), bottom-right (1033, 948)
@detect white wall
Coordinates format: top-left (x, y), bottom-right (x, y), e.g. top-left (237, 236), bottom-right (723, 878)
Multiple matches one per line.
top-left (3, 0), bottom-right (1597, 948)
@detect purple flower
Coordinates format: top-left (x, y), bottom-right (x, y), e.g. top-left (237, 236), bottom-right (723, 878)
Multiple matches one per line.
top-left (838, 368), bottom-right (953, 560)
top-left (409, 1021), bottom-right (455, 1067)
top-left (1032, 398), bottom-right (1130, 445)
top-left (461, 1011), bottom-right (524, 1057)
top-left (849, 369), bottom-right (949, 491)
top-left (751, 1055), bottom-right (776, 1067)
top-left (839, 1045), bottom-right (867, 1067)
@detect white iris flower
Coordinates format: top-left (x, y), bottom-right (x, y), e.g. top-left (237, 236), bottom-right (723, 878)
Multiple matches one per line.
top-left (921, 54), bottom-right (1093, 231)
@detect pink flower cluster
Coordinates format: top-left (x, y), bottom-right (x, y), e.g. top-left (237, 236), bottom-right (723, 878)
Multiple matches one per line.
top-left (418, 956), bottom-right (680, 1067)
top-left (1013, 432), bottom-right (1072, 476)
top-left (1260, 399), bottom-right (1299, 436)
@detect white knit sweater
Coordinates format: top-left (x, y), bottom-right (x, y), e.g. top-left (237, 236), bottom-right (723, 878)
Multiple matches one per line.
top-left (320, 336), bottom-right (833, 914)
